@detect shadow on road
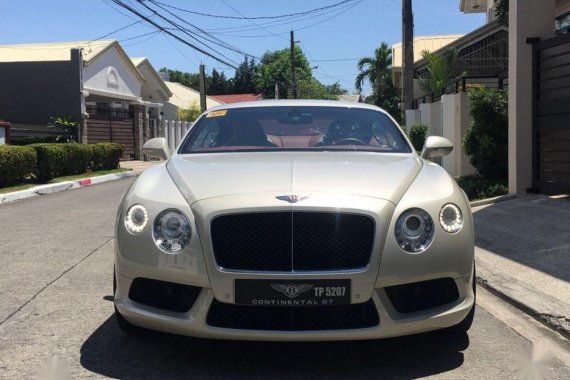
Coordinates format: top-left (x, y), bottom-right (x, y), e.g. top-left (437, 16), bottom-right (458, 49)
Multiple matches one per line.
top-left (80, 316), bottom-right (468, 379)
top-left (473, 196), bottom-right (570, 283)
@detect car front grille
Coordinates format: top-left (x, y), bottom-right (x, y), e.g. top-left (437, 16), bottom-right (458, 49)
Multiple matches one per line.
top-left (207, 299), bottom-right (379, 331)
top-left (210, 212), bottom-right (375, 272)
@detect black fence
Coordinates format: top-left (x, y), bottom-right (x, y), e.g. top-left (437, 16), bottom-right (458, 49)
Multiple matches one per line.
top-left (86, 105), bottom-right (133, 119)
top-left (413, 75), bottom-right (508, 109)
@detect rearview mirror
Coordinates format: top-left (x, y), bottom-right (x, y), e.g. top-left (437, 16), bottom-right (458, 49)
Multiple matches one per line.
top-left (420, 136), bottom-right (453, 159)
top-left (142, 137), bottom-right (171, 160)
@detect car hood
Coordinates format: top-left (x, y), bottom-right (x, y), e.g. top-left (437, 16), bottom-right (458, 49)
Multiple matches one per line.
top-left (167, 151), bottom-right (422, 205)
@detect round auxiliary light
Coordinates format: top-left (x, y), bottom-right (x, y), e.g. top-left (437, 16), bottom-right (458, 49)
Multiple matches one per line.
top-left (125, 204), bottom-right (148, 234)
top-left (153, 209), bottom-right (192, 253)
top-left (439, 203), bottom-right (463, 233)
top-left (395, 208), bottom-right (434, 253)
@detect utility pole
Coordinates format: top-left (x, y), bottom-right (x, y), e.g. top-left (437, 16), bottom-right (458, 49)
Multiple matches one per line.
top-left (275, 82), bottom-right (279, 99)
top-left (290, 30), bottom-right (296, 99)
top-left (199, 63), bottom-right (207, 112)
top-left (402, 0), bottom-right (414, 122)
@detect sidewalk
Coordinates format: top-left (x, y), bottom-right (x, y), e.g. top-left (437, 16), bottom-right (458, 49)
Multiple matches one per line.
top-left (120, 160), bottom-right (159, 174)
top-left (473, 195), bottom-right (570, 337)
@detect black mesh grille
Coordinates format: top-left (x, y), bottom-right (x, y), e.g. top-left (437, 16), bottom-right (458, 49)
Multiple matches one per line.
top-left (384, 278), bottom-right (460, 313)
top-left (211, 212), bottom-right (375, 271)
top-left (207, 299), bottom-right (379, 331)
top-left (129, 278), bottom-right (201, 313)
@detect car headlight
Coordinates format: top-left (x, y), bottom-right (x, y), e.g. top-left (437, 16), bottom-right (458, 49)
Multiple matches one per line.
top-left (153, 209), bottom-right (192, 253)
top-left (125, 204), bottom-right (148, 234)
top-left (395, 208), bottom-right (434, 253)
top-left (439, 203), bottom-right (463, 233)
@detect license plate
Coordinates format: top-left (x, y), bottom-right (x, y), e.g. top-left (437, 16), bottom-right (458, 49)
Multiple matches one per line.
top-left (234, 279), bottom-right (350, 306)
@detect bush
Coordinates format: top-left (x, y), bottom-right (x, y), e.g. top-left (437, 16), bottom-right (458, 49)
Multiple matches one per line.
top-left (29, 143), bottom-right (69, 181)
top-left (10, 136), bottom-right (60, 146)
top-left (91, 143), bottom-right (124, 170)
top-left (409, 123), bottom-right (428, 151)
top-left (463, 88), bottom-right (508, 180)
top-left (0, 145), bottom-right (37, 187)
top-left (456, 175), bottom-right (508, 201)
top-left (65, 143), bottom-right (92, 175)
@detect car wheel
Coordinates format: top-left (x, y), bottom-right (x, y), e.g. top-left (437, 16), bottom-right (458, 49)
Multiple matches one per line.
top-left (113, 269), bottom-right (143, 334)
top-left (449, 264), bottom-right (476, 334)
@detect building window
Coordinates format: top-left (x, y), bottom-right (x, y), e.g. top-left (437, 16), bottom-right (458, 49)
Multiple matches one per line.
top-left (556, 12), bottom-right (570, 34)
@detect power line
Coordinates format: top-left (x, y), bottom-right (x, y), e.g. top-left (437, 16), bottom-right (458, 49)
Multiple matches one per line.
top-left (146, 0), bottom-right (260, 58)
top-left (219, 0), bottom-right (288, 41)
top-left (109, 0), bottom-right (243, 70)
top-left (90, 20), bottom-right (142, 42)
top-left (205, 0), bottom-right (360, 34)
top-left (153, 0), bottom-right (356, 20)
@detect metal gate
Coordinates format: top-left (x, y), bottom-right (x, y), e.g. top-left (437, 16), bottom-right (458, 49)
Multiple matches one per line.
top-left (86, 105), bottom-right (135, 160)
top-left (533, 34), bottom-right (570, 194)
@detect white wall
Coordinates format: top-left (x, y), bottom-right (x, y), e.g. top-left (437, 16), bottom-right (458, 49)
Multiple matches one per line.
top-left (441, 92), bottom-right (476, 177)
top-left (83, 47), bottom-right (141, 99)
top-left (405, 109), bottom-right (421, 132)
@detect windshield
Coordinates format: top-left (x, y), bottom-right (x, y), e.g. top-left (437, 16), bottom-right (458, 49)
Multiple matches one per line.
top-left (178, 106), bottom-right (412, 154)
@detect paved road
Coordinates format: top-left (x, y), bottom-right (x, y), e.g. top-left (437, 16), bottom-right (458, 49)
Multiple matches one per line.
top-left (0, 179), bottom-right (569, 379)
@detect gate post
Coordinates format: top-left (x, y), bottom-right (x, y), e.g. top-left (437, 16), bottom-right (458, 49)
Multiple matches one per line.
top-left (133, 104), bottom-right (143, 160)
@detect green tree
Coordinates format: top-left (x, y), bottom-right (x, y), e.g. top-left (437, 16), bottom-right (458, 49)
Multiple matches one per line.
top-left (355, 42), bottom-right (401, 121)
top-left (495, 0), bottom-right (508, 26)
top-left (233, 56), bottom-right (257, 94)
top-left (325, 82), bottom-right (348, 95)
top-left (208, 69), bottom-right (231, 94)
top-left (416, 49), bottom-right (459, 96)
top-left (255, 46), bottom-right (313, 99)
top-left (160, 67), bottom-right (200, 90)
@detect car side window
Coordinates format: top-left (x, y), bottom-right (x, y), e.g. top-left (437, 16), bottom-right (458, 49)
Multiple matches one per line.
top-left (191, 119), bottom-right (221, 149)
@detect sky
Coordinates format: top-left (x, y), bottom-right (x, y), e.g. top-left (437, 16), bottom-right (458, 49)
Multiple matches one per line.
top-left (0, 0), bottom-right (485, 94)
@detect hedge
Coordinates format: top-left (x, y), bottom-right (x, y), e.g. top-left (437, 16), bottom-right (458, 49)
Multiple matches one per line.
top-left (91, 143), bottom-right (124, 171)
top-left (0, 145), bottom-right (37, 187)
top-left (14, 142), bottom-right (123, 182)
top-left (408, 123), bottom-right (429, 151)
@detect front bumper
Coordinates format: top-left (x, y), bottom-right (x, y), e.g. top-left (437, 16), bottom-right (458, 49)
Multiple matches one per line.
top-left (114, 271), bottom-right (475, 341)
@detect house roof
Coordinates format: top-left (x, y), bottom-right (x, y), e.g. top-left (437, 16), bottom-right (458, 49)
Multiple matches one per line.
top-left (165, 81), bottom-right (223, 109)
top-left (209, 93), bottom-right (263, 104)
top-left (0, 40), bottom-right (145, 84)
top-left (392, 35), bottom-right (464, 69)
top-left (130, 57), bottom-right (172, 98)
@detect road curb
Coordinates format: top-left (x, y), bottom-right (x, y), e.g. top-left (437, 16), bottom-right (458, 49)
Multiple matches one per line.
top-left (0, 171), bottom-right (136, 205)
top-left (470, 194), bottom-right (517, 207)
top-left (475, 255), bottom-right (570, 340)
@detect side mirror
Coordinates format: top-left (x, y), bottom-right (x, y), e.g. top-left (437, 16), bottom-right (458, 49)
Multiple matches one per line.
top-left (420, 136), bottom-right (453, 159)
top-left (142, 137), bottom-right (171, 160)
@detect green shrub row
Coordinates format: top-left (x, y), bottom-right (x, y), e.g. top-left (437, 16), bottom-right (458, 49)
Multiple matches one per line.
top-left (0, 145), bottom-right (37, 187)
top-left (0, 143), bottom-right (124, 185)
top-left (10, 136), bottom-right (63, 146)
top-left (456, 175), bottom-right (508, 201)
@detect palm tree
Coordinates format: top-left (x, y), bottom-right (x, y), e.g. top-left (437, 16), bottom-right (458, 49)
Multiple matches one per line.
top-left (355, 42), bottom-right (392, 99)
top-left (355, 42), bottom-right (400, 121)
top-left (416, 49), bottom-right (458, 96)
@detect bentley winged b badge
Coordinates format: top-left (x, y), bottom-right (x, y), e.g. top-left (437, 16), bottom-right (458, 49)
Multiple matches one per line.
top-left (271, 284), bottom-right (314, 298)
top-left (275, 195), bottom-right (309, 203)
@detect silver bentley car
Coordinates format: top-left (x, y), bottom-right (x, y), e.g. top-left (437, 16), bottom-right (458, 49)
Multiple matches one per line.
top-left (114, 100), bottom-right (475, 341)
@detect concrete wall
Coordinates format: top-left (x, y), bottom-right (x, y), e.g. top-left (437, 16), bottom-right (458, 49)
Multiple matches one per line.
top-left (441, 93), bottom-right (476, 177)
top-left (508, 0), bottom-right (556, 195)
top-left (0, 50), bottom-right (83, 124)
top-left (419, 100), bottom-right (442, 136)
top-left (404, 109), bottom-right (421, 132)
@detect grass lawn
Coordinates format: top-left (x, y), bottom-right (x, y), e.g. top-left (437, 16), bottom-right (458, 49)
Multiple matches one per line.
top-left (0, 168), bottom-right (132, 194)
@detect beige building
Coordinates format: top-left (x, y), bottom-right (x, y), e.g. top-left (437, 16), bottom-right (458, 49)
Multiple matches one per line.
top-left (161, 81), bottom-right (223, 122)
top-left (392, 35), bottom-right (463, 89)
